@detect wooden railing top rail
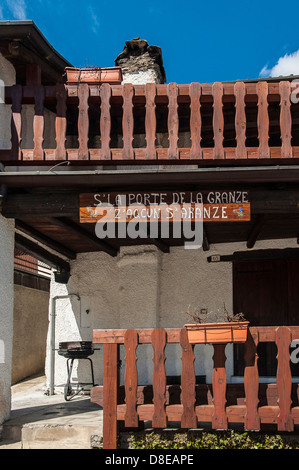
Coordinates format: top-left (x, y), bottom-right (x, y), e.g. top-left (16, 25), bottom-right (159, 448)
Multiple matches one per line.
top-left (93, 325), bottom-right (299, 344)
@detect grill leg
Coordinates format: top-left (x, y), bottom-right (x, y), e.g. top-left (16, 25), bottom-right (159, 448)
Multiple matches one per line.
top-left (64, 358), bottom-right (75, 401)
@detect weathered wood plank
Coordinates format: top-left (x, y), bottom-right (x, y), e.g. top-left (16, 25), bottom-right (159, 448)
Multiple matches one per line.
top-left (78, 83), bottom-right (89, 160)
top-left (244, 329), bottom-right (260, 430)
top-left (167, 83), bottom-right (179, 159)
top-left (212, 343), bottom-right (227, 429)
top-left (124, 329), bottom-right (139, 428)
top-left (145, 83), bottom-right (157, 159)
top-left (257, 81), bottom-right (270, 158)
top-left (234, 81), bottom-right (247, 159)
top-left (100, 83), bottom-right (111, 160)
top-left (122, 83), bottom-right (134, 159)
top-left (189, 83), bottom-right (202, 159)
top-left (276, 326), bottom-right (293, 431)
top-left (212, 82), bottom-right (224, 159)
top-left (152, 329), bottom-right (167, 428)
top-left (180, 328), bottom-right (197, 428)
top-left (103, 343), bottom-right (119, 449)
top-left (54, 84), bottom-right (67, 160)
top-left (280, 81), bottom-right (292, 158)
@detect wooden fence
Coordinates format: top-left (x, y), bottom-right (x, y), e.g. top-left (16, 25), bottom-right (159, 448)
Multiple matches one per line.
top-left (92, 326), bottom-right (299, 449)
top-left (2, 80), bottom-right (299, 162)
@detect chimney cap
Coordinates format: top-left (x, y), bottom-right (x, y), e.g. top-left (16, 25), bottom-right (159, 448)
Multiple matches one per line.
top-left (115, 38), bottom-right (166, 83)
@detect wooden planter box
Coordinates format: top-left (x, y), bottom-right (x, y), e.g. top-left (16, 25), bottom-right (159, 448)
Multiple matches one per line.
top-left (65, 66), bottom-right (122, 85)
top-left (185, 321), bottom-right (249, 344)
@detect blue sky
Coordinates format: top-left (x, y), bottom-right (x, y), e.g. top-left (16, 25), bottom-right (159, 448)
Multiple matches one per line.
top-left (1, 0), bottom-right (299, 84)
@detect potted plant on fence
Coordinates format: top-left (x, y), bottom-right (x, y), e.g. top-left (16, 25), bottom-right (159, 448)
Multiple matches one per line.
top-left (184, 304), bottom-right (249, 344)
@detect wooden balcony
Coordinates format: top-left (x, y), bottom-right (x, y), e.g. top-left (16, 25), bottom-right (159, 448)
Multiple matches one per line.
top-left (2, 79), bottom-right (299, 164)
top-left (92, 325), bottom-right (299, 449)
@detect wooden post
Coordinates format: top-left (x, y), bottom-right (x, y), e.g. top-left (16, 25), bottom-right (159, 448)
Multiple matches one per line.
top-left (244, 329), bottom-right (260, 430)
top-left (167, 83), bottom-right (179, 159)
top-left (212, 343), bottom-right (227, 429)
top-left (276, 326), bottom-right (293, 431)
top-left (54, 84), bottom-right (67, 160)
top-left (145, 83), bottom-right (157, 159)
top-left (180, 328), bottom-right (197, 428)
top-left (122, 84), bottom-right (134, 159)
top-left (78, 83), bottom-right (89, 160)
top-left (212, 82), bottom-right (224, 159)
top-left (257, 81), bottom-right (270, 158)
top-left (103, 343), bottom-right (119, 449)
top-left (33, 85), bottom-right (45, 160)
top-left (124, 329), bottom-right (139, 428)
top-left (234, 81), bottom-right (247, 159)
top-left (100, 83), bottom-right (111, 160)
top-left (152, 329), bottom-right (167, 428)
top-left (189, 83), bottom-right (202, 159)
top-left (279, 81), bottom-right (292, 158)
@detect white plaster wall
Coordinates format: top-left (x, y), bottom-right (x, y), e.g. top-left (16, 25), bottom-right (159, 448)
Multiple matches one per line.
top-left (122, 69), bottom-right (161, 85)
top-left (47, 237), bottom-right (299, 393)
top-left (45, 251), bottom-right (119, 393)
top-left (0, 215), bottom-right (15, 426)
top-left (0, 53), bottom-right (16, 149)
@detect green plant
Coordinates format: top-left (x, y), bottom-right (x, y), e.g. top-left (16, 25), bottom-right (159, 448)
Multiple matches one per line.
top-left (127, 430), bottom-right (299, 449)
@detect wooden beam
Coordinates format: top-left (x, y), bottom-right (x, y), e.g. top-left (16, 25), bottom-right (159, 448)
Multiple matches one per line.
top-left (246, 215), bottom-right (266, 249)
top-left (15, 233), bottom-right (70, 273)
top-left (15, 220), bottom-right (77, 260)
top-left (50, 217), bottom-right (118, 257)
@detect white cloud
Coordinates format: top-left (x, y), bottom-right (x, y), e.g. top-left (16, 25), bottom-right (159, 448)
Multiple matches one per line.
top-left (260, 50), bottom-right (299, 78)
top-left (5, 0), bottom-right (27, 20)
top-left (88, 5), bottom-right (100, 35)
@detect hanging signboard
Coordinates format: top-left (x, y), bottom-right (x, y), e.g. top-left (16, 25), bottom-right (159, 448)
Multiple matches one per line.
top-left (79, 191), bottom-right (250, 223)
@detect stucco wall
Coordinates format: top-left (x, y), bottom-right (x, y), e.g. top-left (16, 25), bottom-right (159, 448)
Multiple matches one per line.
top-left (0, 215), bottom-right (15, 426)
top-left (12, 285), bottom-right (49, 385)
top-left (46, 237), bottom-right (299, 393)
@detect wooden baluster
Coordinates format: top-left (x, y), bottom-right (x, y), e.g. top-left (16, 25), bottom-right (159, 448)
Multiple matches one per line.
top-left (167, 83), bottom-right (179, 159)
top-left (234, 81), bottom-right (247, 159)
top-left (276, 326), bottom-right (293, 431)
top-left (124, 329), bottom-right (139, 428)
top-left (103, 343), bottom-right (119, 449)
top-left (189, 83), bottom-right (202, 159)
top-left (11, 84), bottom-right (22, 160)
top-left (100, 83), bottom-right (111, 160)
top-left (78, 83), bottom-right (89, 160)
top-left (180, 328), bottom-right (197, 428)
top-left (212, 343), bottom-right (227, 429)
top-left (257, 81), bottom-right (270, 158)
top-left (145, 83), bottom-right (157, 159)
top-left (280, 81), bottom-right (293, 158)
top-left (152, 329), bottom-right (167, 428)
top-left (212, 82), bottom-right (224, 159)
top-left (122, 84), bottom-right (134, 159)
top-left (244, 328), bottom-right (260, 430)
top-left (54, 84), bottom-right (67, 160)
top-left (33, 85), bottom-right (45, 160)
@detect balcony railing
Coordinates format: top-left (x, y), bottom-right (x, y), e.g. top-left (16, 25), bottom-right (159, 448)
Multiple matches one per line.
top-left (92, 325), bottom-right (299, 449)
top-left (3, 80), bottom-right (299, 163)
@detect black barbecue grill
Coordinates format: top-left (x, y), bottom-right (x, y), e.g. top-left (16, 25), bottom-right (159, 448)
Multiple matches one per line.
top-left (58, 341), bottom-right (95, 401)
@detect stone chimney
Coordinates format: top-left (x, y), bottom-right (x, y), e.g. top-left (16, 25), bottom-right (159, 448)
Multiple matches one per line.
top-left (115, 38), bottom-right (166, 85)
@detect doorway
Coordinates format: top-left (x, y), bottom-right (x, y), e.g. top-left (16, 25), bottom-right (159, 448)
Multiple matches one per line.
top-left (233, 257), bottom-right (299, 376)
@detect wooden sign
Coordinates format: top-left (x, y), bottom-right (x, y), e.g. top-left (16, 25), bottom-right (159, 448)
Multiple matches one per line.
top-left (79, 191), bottom-right (250, 223)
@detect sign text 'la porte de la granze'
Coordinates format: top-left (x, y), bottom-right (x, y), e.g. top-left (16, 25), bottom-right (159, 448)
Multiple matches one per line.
top-left (79, 191), bottom-right (251, 224)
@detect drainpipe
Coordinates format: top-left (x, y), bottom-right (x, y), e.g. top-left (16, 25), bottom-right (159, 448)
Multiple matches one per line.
top-left (49, 293), bottom-right (80, 395)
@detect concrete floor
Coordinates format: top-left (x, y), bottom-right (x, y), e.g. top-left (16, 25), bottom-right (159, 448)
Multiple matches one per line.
top-left (0, 375), bottom-right (103, 449)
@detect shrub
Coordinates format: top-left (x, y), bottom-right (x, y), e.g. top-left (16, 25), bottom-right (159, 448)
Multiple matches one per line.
top-left (127, 430), bottom-right (299, 449)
